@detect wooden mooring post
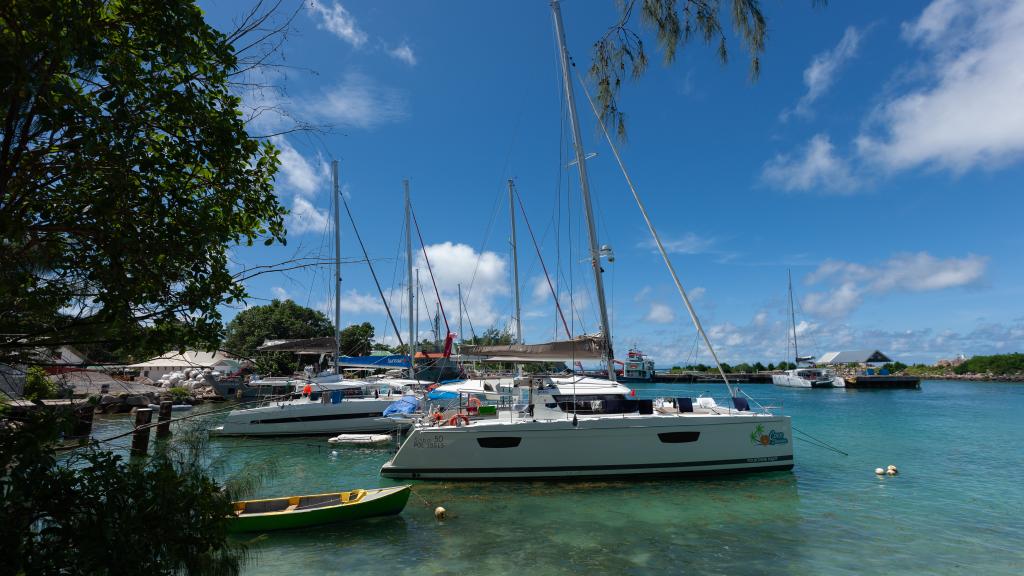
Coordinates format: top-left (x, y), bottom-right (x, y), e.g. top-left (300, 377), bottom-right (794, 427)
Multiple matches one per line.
top-left (131, 408), bottom-right (153, 456)
top-left (156, 401), bottom-right (173, 438)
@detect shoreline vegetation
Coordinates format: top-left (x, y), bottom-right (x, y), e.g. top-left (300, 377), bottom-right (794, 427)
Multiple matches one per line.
top-left (667, 353), bottom-right (1024, 382)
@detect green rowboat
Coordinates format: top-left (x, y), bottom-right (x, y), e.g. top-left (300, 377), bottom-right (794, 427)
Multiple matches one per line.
top-left (229, 485), bottom-right (411, 532)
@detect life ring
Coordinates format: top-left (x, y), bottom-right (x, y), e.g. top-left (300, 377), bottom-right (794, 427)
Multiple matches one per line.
top-left (447, 414), bottom-right (470, 427)
top-left (466, 396), bottom-right (482, 412)
top-left (431, 411), bottom-right (445, 423)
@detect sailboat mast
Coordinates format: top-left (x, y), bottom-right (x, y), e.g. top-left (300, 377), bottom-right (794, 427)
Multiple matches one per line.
top-left (332, 160), bottom-right (342, 378)
top-left (788, 269), bottom-right (799, 364)
top-left (405, 180), bottom-right (416, 379)
top-left (550, 0), bottom-right (616, 381)
top-left (509, 180), bottom-right (523, 345)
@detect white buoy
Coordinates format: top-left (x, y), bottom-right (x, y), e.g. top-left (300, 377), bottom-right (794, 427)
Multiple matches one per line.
top-left (434, 506), bottom-right (447, 521)
top-left (875, 467), bottom-right (885, 475)
top-left (887, 464), bottom-right (898, 474)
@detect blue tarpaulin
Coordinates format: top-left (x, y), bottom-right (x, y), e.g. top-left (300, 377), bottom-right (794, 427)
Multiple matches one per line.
top-left (383, 395), bottom-right (420, 417)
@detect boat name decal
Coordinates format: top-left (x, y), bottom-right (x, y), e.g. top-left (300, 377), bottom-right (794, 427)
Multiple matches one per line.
top-left (413, 434), bottom-right (446, 449)
top-left (750, 424), bottom-right (788, 446)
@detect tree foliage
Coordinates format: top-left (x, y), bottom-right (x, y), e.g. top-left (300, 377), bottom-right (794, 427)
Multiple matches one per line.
top-left (339, 322), bottom-right (375, 357)
top-left (589, 0), bottom-right (825, 139)
top-left (954, 353), bottom-right (1024, 375)
top-left (223, 299), bottom-right (333, 375)
top-left (0, 410), bottom-right (248, 575)
top-left (22, 366), bottom-right (58, 400)
top-left (0, 0), bottom-right (288, 365)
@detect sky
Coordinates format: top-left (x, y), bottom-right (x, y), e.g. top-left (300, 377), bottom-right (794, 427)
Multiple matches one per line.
top-left (200, 0), bottom-right (1024, 366)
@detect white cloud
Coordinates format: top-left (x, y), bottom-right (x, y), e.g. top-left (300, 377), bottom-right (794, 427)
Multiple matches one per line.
top-left (272, 137), bottom-right (327, 197)
top-left (389, 43), bottom-right (417, 66)
top-left (338, 289), bottom-right (385, 315)
top-left (858, 0), bottom-right (1024, 172)
top-left (415, 242), bottom-right (508, 329)
top-left (287, 196), bottom-right (330, 235)
top-left (761, 134), bottom-right (857, 193)
top-left (784, 26), bottom-right (862, 120)
top-left (315, 72), bottom-right (407, 129)
top-left (271, 286), bottom-right (290, 301)
top-left (634, 286), bottom-right (652, 303)
top-left (753, 311), bottom-right (768, 327)
top-left (645, 303), bottom-right (675, 324)
top-left (801, 252), bottom-right (988, 318)
top-left (689, 286), bottom-right (706, 301)
top-left (641, 232), bottom-right (714, 254)
top-left (309, 2), bottom-right (368, 47)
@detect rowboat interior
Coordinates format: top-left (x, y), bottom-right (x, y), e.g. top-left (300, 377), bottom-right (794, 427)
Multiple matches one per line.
top-left (234, 490), bottom-right (367, 516)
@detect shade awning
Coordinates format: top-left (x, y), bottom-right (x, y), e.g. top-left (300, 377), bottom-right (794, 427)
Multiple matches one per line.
top-left (460, 335), bottom-right (604, 362)
top-left (257, 337), bottom-right (336, 354)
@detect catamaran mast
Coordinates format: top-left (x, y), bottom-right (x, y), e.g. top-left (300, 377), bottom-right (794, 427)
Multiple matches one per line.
top-left (550, 0), bottom-right (616, 381)
top-left (332, 160), bottom-right (342, 378)
top-left (788, 269), bottom-right (799, 364)
top-left (509, 180), bottom-right (523, 345)
top-left (405, 180), bottom-right (416, 380)
top-left (509, 179), bottom-right (524, 378)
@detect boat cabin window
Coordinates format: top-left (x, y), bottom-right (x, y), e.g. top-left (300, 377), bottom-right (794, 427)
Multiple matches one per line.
top-left (551, 394), bottom-right (634, 414)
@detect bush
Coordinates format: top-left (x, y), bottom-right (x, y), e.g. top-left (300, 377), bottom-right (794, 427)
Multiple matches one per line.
top-left (23, 366), bottom-right (58, 401)
top-left (168, 387), bottom-right (192, 403)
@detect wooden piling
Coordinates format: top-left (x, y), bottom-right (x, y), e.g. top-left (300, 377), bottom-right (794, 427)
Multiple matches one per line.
top-left (131, 408), bottom-right (153, 456)
top-left (156, 401), bottom-right (172, 438)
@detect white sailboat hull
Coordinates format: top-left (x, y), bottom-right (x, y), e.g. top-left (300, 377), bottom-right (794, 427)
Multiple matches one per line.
top-left (381, 413), bottom-right (793, 480)
top-left (773, 371), bottom-right (845, 388)
top-left (211, 398), bottom-right (406, 436)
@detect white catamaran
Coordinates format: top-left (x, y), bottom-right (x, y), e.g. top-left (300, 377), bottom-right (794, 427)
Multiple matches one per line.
top-left (772, 270), bottom-right (844, 389)
top-left (380, 0), bottom-right (793, 480)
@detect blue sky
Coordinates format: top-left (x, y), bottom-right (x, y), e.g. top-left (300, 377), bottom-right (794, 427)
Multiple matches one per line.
top-left (202, 0), bottom-right (1024, 366)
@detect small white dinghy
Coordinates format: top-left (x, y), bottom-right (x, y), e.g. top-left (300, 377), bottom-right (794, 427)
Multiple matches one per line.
top-left (328, 434), bottom-right (392, 446)
top-left (148, 403), bottom-right (194, 411)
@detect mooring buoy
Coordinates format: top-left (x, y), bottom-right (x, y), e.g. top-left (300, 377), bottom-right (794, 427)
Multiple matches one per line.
top-left (434, 506), bottom-right (447, 521)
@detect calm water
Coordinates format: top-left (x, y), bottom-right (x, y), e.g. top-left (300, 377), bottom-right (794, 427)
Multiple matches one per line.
top-left (91, 380), bottom-right (1024, 575)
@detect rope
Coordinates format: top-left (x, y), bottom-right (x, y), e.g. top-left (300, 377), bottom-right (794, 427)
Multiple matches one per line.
top-left (513, 184), bottom-right (572, 339)
top-left (339, 186), bottom-right (404, 348)
top-left (409, 204), bottom-right (450, 335)
top-left (792, 425), bottom-right (849, 456)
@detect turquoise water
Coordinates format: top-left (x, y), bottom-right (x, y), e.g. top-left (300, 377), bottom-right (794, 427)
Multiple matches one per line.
top-left (91, 380), bottom-right (1024, 575)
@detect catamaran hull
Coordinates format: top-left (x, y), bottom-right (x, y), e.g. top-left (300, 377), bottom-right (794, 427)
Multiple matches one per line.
top-left (211, 399), bottom-right (406, 436)
top-left (381, 415), bottom-right (793, 480)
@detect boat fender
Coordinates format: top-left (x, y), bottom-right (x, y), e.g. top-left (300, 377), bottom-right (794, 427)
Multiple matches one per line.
top-left (572, 413), bottom-right (578, 427)
top-left (434, 506), bottom-right (447, 521)
top-left (447, 414), bottom-right (470, 427)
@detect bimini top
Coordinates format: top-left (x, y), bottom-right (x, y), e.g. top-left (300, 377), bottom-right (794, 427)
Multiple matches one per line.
top-left (460, 335), bottom-right (604, 362)
top-left (817, 350), bottom-right (893, 364)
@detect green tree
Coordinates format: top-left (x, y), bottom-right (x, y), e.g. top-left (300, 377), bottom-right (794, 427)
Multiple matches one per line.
top-left (339, 322), bottom-right (375, 357)
top-left (223, 300), bottom-right (333, 376)
top-left (590, 0), bottom-right (825, 139)
top-left (0, 0), bottom-right (287, 366)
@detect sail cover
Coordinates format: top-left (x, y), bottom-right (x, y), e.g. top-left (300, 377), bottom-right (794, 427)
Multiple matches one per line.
top-left (460, 335), bottom-right (604, 362)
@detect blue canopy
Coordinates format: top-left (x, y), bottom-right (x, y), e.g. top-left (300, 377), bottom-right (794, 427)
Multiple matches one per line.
top-left (383, 395), bottom-right (420, 417)
top-left (338, 355), bottom-right (411, 369)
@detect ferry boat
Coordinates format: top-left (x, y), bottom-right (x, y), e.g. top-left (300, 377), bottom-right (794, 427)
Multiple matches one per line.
top-left (617, 348), bottom-right (657, 383)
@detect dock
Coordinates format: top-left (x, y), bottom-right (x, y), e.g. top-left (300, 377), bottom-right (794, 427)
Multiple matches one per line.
top-left (844, 375), bottom-right (921, 389)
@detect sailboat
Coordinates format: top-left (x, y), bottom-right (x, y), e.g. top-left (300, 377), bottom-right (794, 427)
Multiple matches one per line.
top-left (771, 270), bottom-right (844, 388)
top-left (212, 162), bottom-right (419, 436)
top-left (379, 0), bottom-right (792, 480)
